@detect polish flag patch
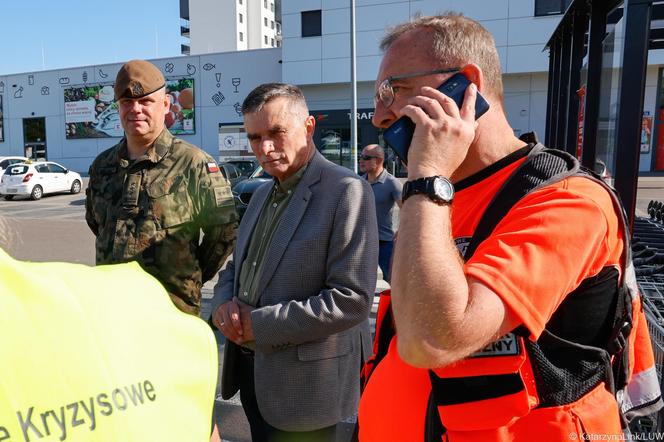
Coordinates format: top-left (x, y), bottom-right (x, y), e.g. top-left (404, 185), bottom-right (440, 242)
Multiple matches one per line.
top-left (206, 162), bottom-right (220, 173)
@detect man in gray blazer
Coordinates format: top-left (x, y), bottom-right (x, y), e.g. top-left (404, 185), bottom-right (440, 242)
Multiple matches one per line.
top-left (211, 83), bottom-right (378, 441)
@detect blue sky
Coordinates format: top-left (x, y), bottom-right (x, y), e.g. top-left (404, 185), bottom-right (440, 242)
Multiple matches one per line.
top-left (0, 0), bottom-right (183, 76)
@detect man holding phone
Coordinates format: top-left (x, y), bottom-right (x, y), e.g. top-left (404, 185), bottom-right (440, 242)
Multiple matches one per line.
top-left (359, 13), bottom-right (660, 441)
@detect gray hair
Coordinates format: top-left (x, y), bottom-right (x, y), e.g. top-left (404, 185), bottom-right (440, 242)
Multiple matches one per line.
top-left (242, 83), bottom-right (309, 115)
top-left (380, 12), bottom-right (504, 99)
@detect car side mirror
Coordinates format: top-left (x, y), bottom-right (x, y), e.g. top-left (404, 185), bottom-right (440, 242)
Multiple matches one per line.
top-left (64, 169), bottom-right (69, 174)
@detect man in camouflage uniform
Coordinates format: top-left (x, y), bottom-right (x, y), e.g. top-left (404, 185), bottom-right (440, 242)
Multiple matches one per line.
top-left (85, 59), bottom-right (237, 315)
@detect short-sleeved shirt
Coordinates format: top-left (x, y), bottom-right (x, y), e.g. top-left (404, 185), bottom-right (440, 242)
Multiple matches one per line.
top-left (359, 146), bottom-right (625, 441)
top-left (363, 169), bottom-right (402, 241)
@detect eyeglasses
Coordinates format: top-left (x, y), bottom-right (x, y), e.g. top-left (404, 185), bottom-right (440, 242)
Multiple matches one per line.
top-left (374, 67), bottom-right (460, 109)
top-left (360, 155), bottom-right (380, 161)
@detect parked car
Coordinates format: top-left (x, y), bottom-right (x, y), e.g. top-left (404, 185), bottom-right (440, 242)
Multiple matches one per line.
top-left (0, 156), bottom-right (28, 175)
top-left (0, 161), bottom-right (82, 200)
top-left (226, 158), bottom-right (259, 177)
top-left (219, 162), bottom-right (247, 188)
top-left (231, 166), bottom-right (272, 219)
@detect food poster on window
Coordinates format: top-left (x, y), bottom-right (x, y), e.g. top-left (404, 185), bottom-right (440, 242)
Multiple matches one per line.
top-left (64, 78), bottom-right (195, 139)
top-left (165, 78), bottom-right (195, 135)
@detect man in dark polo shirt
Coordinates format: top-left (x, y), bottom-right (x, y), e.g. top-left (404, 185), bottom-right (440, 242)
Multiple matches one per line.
top-left (359, 143), bottom-right (402, 283)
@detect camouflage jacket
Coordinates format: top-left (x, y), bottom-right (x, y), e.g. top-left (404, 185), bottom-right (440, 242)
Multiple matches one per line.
top-left (85, 129), bottom-right (238, 315)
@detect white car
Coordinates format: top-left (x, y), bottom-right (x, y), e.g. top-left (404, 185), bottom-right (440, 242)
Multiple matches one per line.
top-left (0, 161), bottom-right (82, 200)
top-left (0, 156), bottom-right (28, 175)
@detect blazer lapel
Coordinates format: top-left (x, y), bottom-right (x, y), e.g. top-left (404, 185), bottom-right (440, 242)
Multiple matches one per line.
top-left (234, 182), bottom-right (272, 287)
top-left (254, 152), bottom-right (325, 299)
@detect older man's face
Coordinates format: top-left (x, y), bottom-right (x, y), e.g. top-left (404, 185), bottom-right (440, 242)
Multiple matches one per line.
top-left (244, 97), bottom-right (315, 182)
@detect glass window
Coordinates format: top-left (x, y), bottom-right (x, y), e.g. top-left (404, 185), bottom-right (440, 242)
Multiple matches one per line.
top-left (270, 3), bottom-right (274, 12)
top-left (7, 165), bottom-right (29, 175)
top-left (48, 163), bottom-right (66, 173)
top-left (35, 164), bottom-right (50, 173)
top-left (264, 0), bottom-right (267, 8)
top-left (239, 31), bottom-right (243, 41)
top-left (264, 35), bottom-right (268, 44)
top-left (239, 13), bottom-right (243, 23)
top-left (271, 38), bottom-right (275, 47)
top-left (239, 0), bottom-right (242, 4)
top-left (534, 0), bottom-right (573, 16)
top-left (301, 10), bottom-right (322, 38)
top-left (271, 20), bottom-right (274, 29)
top-left (264, 17), bottom-right (268, 26)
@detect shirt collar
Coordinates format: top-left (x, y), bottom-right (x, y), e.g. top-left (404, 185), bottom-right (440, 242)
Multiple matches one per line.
top-left (117, 129), bottom-right (173, 168)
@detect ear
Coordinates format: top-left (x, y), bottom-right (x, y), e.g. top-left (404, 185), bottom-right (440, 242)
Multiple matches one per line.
top-left (460, 64), bottom-right (484, 93)
top-left (304, 115), bottom-right (316, 138)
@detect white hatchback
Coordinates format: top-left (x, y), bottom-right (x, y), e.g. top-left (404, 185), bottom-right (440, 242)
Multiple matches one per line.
top-left (0, 161), bottom-right (83, 200)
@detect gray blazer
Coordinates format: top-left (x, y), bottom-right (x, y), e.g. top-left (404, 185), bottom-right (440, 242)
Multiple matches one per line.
top-left (211, 150), bottom-right (378, 431)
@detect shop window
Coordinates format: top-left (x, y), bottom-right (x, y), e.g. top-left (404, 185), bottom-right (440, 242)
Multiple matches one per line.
top-left (302, 10), bottom-right (321, 37)
top-left (534, 0), bottom-right (573, 16)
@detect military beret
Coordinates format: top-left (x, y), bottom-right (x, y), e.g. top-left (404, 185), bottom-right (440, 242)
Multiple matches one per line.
top-left (114, 60), bottom-right (166, 101)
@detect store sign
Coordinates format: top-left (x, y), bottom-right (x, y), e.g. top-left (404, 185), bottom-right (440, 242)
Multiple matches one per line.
top-left (347, 111), bottom-right (374, 120)
top-left (219, 124), bottom-right (250, 153)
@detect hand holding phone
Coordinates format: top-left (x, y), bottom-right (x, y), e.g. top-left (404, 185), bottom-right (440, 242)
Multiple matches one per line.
top-left (383, 73), bottom-right (490, 166)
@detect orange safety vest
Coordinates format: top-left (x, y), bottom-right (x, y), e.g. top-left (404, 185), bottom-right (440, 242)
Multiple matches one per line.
top-left (360, 142), bottom-right (662, 440)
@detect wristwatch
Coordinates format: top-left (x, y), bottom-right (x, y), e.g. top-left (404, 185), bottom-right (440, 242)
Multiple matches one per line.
top-left (402, 176), bottom-right (454, 205)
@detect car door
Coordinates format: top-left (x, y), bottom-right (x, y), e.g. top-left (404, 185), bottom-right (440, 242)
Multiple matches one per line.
top-left (33, 164), bottom-right (52, 192)
top-left (48, 163), bottom-right (69, 192)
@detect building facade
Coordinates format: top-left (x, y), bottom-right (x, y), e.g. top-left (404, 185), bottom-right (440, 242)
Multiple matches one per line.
top-left (3, 0), bottom-right (661, 174)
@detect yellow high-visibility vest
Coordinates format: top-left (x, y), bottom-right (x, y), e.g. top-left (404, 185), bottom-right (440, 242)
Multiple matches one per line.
top-left (0, 249), bottom-right (218, 442)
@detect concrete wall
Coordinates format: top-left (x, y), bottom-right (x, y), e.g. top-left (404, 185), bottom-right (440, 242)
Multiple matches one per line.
top-left (190, 0), bottom-right (239, 54)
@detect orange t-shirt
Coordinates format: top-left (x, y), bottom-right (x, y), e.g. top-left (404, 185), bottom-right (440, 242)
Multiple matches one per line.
top-left (359, 148), bottom-right (624, 441)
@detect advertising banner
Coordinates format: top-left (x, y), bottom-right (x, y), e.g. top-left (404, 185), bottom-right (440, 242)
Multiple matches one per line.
top-left (641, 111), bottom-right (653, 154)
top-left (64, 78), bottom-right (196, 139)
top-left (64, 85), bottom-right (121, 139)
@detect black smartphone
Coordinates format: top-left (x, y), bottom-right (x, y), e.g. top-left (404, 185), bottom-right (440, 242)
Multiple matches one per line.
top-left (382, 73), bottom-right (490, 165)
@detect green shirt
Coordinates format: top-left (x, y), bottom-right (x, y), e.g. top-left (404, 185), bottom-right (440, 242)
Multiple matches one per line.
top-left (237, 165), bottom-right (307, 307)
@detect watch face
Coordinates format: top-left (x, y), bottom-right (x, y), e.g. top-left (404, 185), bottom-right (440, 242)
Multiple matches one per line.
top-left (433, 177), bottom-right (454, 202)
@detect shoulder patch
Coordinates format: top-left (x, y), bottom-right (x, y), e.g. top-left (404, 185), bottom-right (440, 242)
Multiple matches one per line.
top-left (206, 162), bottom-right (220, 173)
top-left (213, 186), bottom-right (233, 207)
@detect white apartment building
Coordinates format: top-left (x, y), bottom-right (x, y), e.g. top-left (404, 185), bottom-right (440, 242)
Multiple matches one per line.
top-left (181, 0), bottom-right (281, 55)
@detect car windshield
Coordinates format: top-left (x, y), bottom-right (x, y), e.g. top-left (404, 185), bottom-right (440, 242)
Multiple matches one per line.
top-left (6, 165), bottom-right (29, 175)
top-left (231, 161), bottom-right (256, 174)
